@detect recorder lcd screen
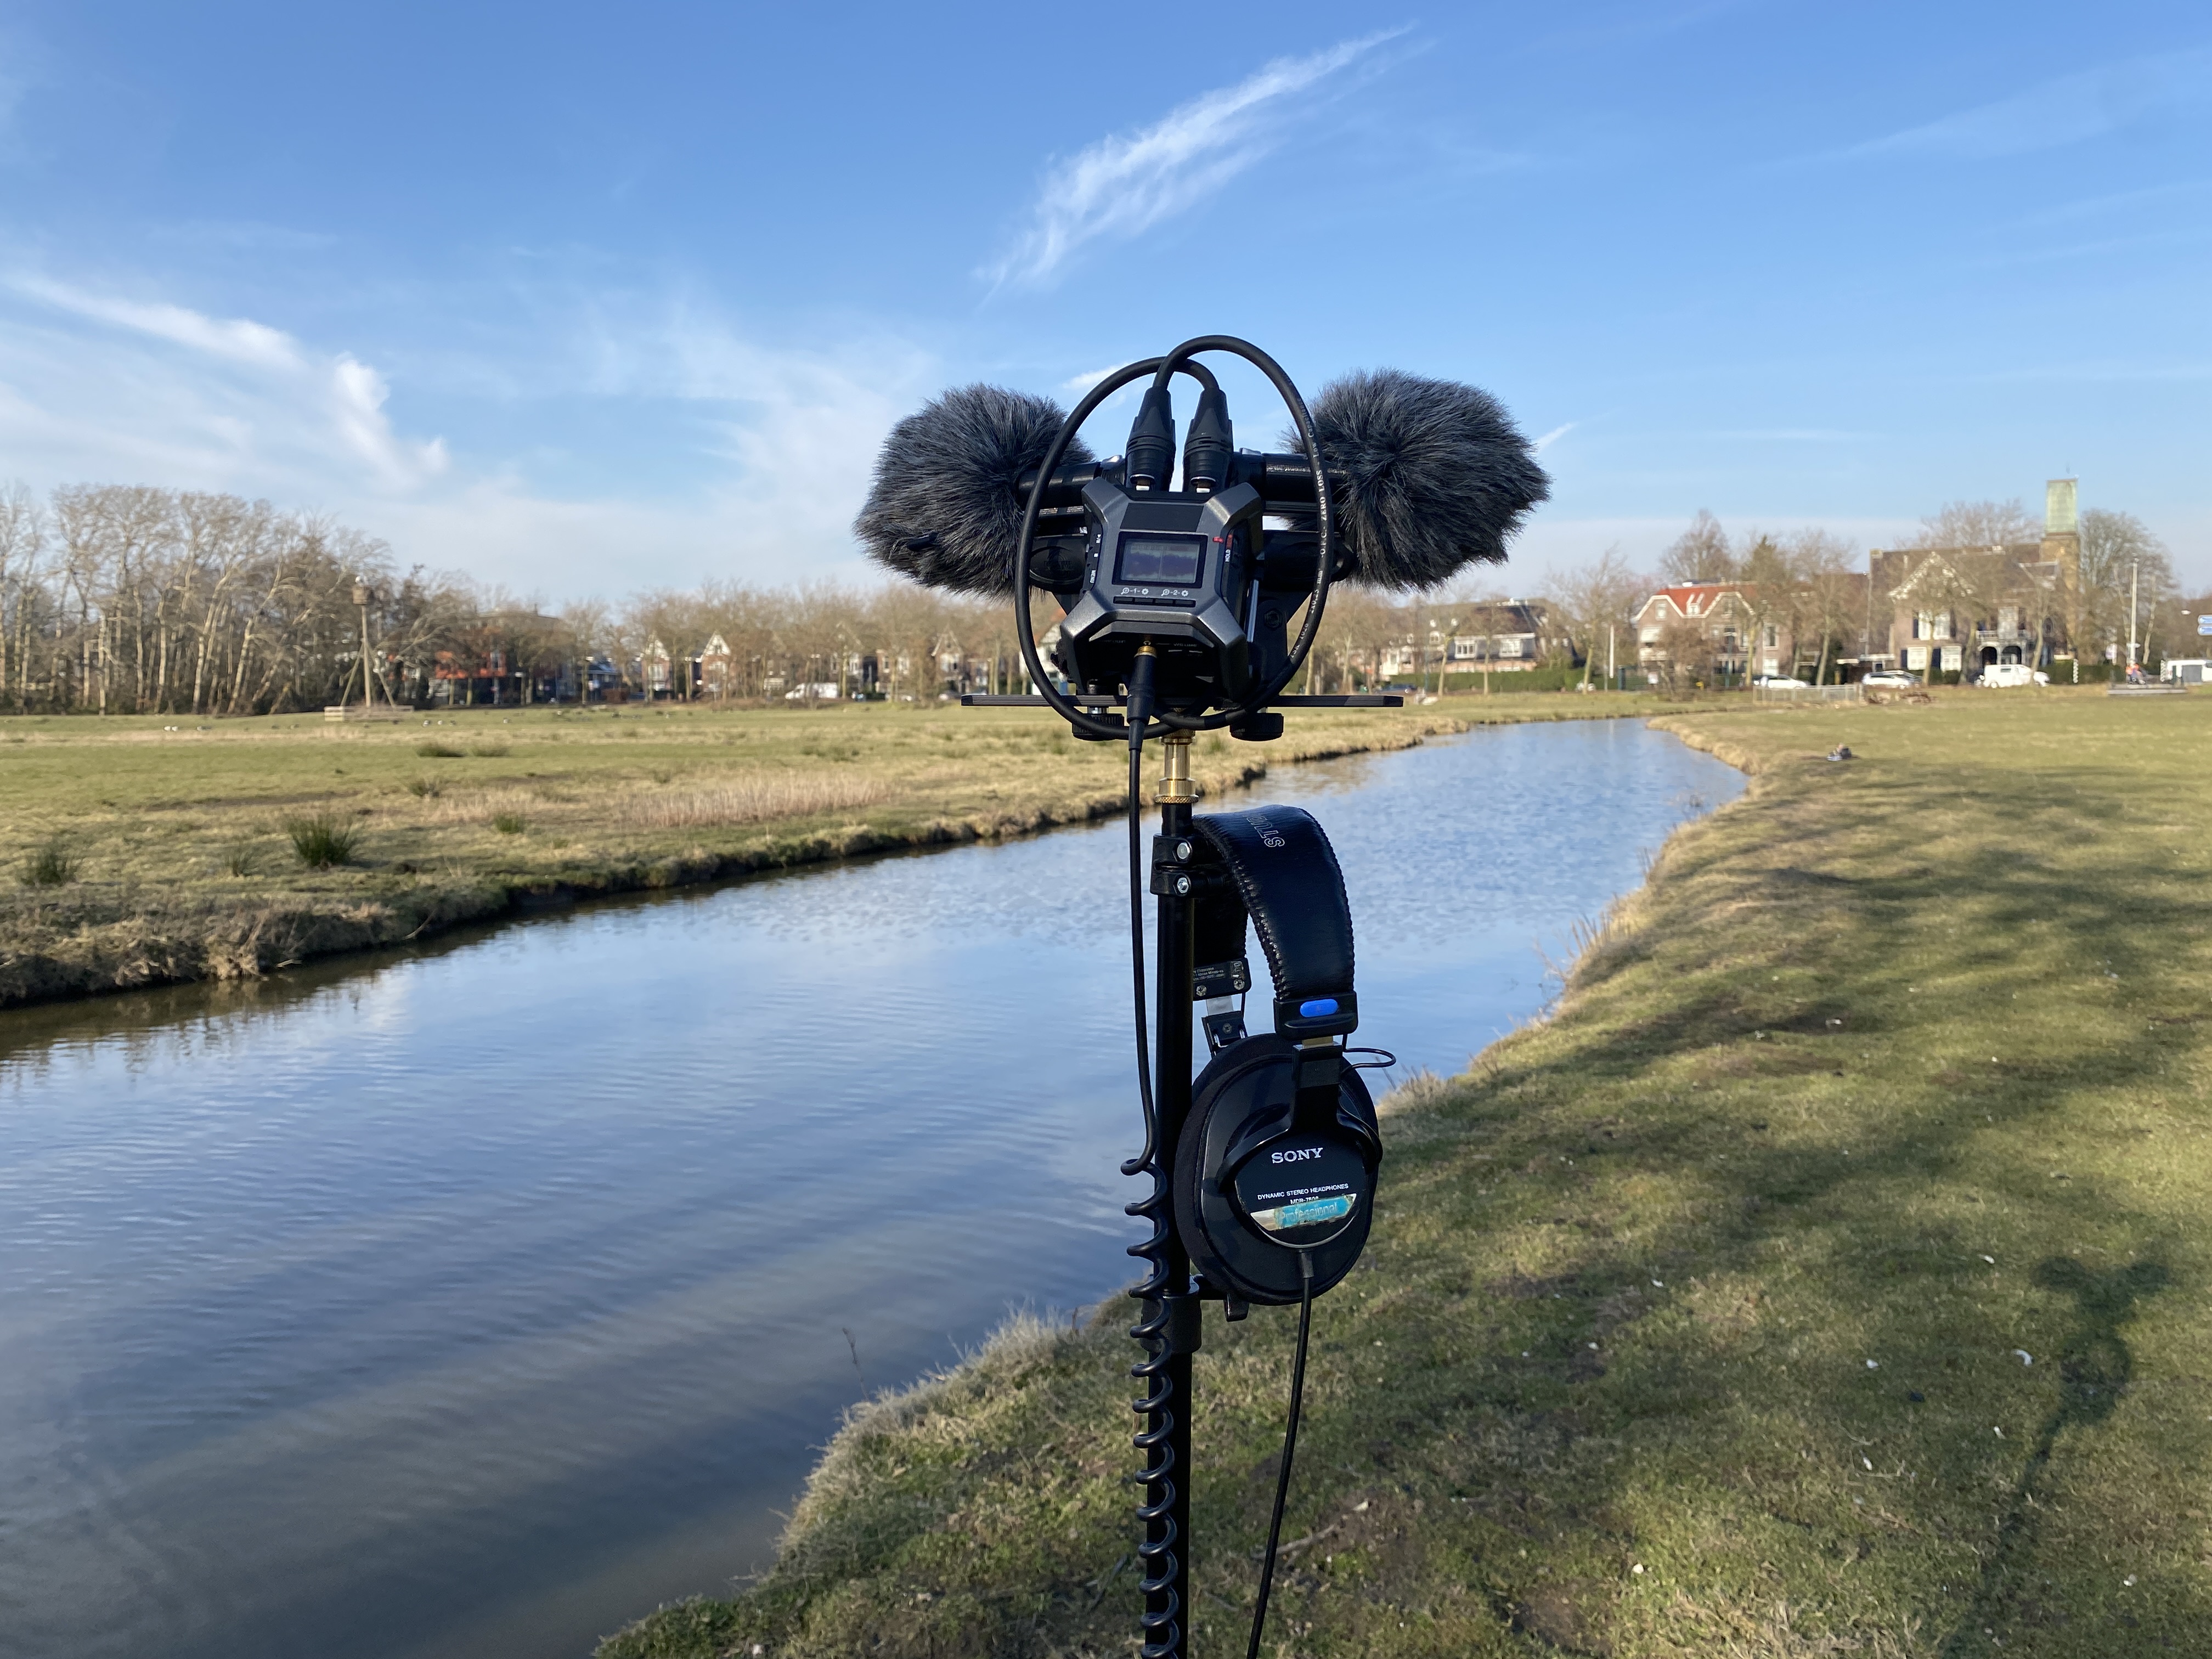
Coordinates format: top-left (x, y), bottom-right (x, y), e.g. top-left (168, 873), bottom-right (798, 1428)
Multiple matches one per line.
top-left (1114, 533), bottom-right (1205, 587)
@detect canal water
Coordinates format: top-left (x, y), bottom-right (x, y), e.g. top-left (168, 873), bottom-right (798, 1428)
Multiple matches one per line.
top-left (0, 719), bottom-right (1741, 1659)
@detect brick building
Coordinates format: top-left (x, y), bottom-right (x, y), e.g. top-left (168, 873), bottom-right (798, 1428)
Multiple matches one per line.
top-left (1865, 481), bottom-right (2080, 676)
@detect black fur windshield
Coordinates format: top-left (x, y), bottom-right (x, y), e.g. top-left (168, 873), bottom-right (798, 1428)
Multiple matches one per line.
top-left (854, 385), bottom-right (1094, 595)
top-left (1289, 369), bottom-right (1550, 591)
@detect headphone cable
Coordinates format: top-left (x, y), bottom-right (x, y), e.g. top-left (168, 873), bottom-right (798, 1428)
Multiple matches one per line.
top-left (1246, 1248), bottom-right (1314, 1659)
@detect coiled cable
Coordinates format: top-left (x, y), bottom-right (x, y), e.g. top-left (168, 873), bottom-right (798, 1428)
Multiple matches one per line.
top-left (1120, 732), bottom-right (1182, 1657)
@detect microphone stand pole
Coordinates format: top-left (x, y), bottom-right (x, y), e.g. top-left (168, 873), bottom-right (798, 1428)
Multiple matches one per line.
top-left (1133, 729), bottom-right (1198, 1659)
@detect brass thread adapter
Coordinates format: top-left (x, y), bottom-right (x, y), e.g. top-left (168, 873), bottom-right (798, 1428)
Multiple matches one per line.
top-left (1159, 731), bottom-right (1195, 804)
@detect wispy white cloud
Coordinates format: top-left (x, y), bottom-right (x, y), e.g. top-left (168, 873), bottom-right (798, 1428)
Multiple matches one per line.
top-left (2010, 176), bottom-right (2212, 229)
top-left (1830, 48), bottom-right (2212, 162)
top-left (0, 267), bottom-right (936, 595)
top-left (1062, 365), bottom-right (1123, 394)
top-left (5, 273), bottom-right (448, 485)
top-left (1706, 428), bottom-right (1875, 442)
top-left (15, 274), bottom-right (306, 368)
top-left (534, 292), bottom-right (934, 583)
top-left (983, 30), bottom-right (1409, 290)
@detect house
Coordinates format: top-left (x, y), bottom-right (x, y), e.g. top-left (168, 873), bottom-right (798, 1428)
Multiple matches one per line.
top-left (429, 612), bottom-right (579, 704)
top-left (1379, 601), bottom-right (1561, 678)
top-left (1630, 583), bottom-right (1785, 682)
top-left (1866, 481), bottom-right (2080, 676)
top-left (697, 633), bottom-right (734, 697)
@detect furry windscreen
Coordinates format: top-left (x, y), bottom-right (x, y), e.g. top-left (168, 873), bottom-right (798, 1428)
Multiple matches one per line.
top-left (854, 385), bottom-right (1094, 595)
top-left (1288, 370), bottom-right (1550, 591)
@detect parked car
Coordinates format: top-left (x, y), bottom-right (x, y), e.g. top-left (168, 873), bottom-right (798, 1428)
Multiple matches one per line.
top-left (1980, 664), bottom-right (2050, 688)
top-left (1753, 675), bottom-right (1809, 689)
top-left (1862, 670), bottom-right (1918, 688)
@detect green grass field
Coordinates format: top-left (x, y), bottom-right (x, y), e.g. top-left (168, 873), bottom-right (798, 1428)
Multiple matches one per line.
top-left (600, 689), bottom-right (2212, 1659)
top-left (0, 692), bottom-right (1711, 1008)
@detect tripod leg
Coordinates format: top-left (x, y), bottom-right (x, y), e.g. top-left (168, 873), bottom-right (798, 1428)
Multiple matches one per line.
top-left (1130, 1291), bottom-right (1197, 1657)
top-left (1128, 733), bottom-right (1198, 1658)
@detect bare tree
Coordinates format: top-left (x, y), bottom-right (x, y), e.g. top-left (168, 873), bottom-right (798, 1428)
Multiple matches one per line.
top-left (1658, 510), bottom-right (1736, 584)
top-left (1784, 529), bottom-right (1860, 684)
top-left (2078, 509), bottom-right (2175, 667)
top-left (0, 482), bottom-right (44, 709)
top-left (1299, 590), bottom-right (1402, 695)
top-left (1908, 500), bottom-right (2039, 549)
top-left (558, 598), bottom-right (612, 702)
top-left (1734, 534), bottom-right (1793, 682)
top-left (1652, 614), bottom-right (1718, 693)
top-left (1543, 548), bottom-right (1646, 687)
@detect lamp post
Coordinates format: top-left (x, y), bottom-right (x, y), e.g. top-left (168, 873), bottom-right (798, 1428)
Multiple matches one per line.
top-left (2129, 559), bottom-right (2141, 670)
top-left (1409, 597), bottom-right (1422, 698)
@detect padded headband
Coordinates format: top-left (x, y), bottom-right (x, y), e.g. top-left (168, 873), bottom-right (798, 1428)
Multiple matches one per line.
top-left (1189, 805), bottom-right (1358, 1041)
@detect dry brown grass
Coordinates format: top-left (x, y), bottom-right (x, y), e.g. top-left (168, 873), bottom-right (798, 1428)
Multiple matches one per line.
top-left (0, 698), bottom-right (1490, 1006)
top-left (619, 774), bottom-right (888, 830)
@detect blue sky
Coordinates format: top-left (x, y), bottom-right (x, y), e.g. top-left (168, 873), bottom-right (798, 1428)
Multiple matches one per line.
top-left (1, 1), bottom-right (2205, 598)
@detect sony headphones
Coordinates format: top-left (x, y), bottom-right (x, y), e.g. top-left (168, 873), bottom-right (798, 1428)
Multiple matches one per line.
top-left (1170, 806), bottom-right (1383, 1311)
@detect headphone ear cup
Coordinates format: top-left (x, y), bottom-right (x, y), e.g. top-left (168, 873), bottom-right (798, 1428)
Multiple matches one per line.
top-left (1174, 1036), bottom-right (1380, 1307)
top-left (1176, 1036), bottom-right (1288, 1301)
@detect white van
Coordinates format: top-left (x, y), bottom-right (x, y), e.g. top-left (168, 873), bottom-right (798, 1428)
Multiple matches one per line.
top-left (1980, 664), bottom-right (2049, 688)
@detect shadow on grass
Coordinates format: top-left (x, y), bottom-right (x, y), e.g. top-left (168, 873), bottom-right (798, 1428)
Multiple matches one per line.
top-left (1240, 752), bottom-right (2212, 1649)
top-left (1937, 1258), bottom-right (2171, 1658)
top-left (603, 722), bottom-right (2212, 1657)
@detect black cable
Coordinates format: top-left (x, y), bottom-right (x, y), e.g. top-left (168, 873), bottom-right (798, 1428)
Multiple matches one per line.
top-left (1014, 357), bottom-right (1166, 743)
top-left (1246, 1249), bottom-right (1315, 1659)
top-left (1144, 335), bottom-right (1337, 724)
top-left (1120, 738), bottom-right (1156, 1170)
top-left (1011, 337), bottom-right (1335, 740)
top-left (1151, 357), bottom-right (1221, 394)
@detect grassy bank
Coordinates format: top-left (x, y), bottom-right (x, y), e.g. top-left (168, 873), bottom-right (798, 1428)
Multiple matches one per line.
top-left (0, 701), bottom-right (1427, 1008)
top-left (0, 693), bottom-right (1711, 1009)
top-left (603, 689), bottom-right (2212, 1658)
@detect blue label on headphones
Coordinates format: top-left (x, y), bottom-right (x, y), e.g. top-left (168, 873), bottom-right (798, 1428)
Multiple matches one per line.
top-left (1234, 1134), bottom-right (1369, 1248)
top-left (1250, 1194), bottom-right (1356, 1233)
top-left (1298, 997), bottom-right (1340, 1018)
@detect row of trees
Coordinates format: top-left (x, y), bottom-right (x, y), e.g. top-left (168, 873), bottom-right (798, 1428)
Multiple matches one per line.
top-left (0, 478), bottom-right (1569, 713)
top-left (0, 482), bottom-right (1034, 714)
top-left (546, 582), bottom-right (1036, 704)
top-left (0, 482), bottom-right (467, 715)
top-left (0, 478), bottom-right (2188, 715)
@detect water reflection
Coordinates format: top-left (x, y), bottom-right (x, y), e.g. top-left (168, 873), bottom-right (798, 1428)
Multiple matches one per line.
top-left (0, 718), bottom-right (1740, 1659)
